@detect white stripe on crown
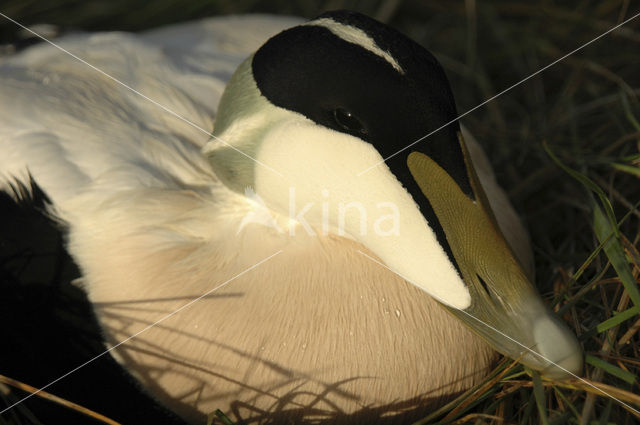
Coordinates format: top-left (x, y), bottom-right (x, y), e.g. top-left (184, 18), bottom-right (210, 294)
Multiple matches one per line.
top-left (307, 18), bottom-right (404, 74)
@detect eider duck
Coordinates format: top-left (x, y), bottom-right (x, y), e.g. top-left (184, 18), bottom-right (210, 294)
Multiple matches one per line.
top-left (0, 10), bottom-right (582, 424)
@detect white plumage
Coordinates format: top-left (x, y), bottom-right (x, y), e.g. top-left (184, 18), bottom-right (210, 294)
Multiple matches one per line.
top-left (1, 16), bottom-right (303, 202)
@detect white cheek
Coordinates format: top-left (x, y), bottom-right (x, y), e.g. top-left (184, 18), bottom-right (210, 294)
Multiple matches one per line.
top-left (253, 119), bottom-right (471, 309)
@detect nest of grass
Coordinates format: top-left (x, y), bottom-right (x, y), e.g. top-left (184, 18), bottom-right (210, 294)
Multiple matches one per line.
top-left (1, 1), bottom-right (639, 424)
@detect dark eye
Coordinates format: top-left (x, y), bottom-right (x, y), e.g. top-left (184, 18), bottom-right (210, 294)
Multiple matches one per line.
top-left (333, 108), bottom-right (367, 135)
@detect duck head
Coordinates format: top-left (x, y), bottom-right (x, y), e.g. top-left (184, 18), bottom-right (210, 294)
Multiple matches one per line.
top-left (205, 10), bottom-right (582, 379)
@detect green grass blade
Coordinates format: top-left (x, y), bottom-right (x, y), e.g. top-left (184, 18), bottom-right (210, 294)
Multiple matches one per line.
top-left (207, 409), bottom-right (235, 425)
top-left (543, 140), bottom-right (619, 237)
top-left (620, 92), bottom-right (640, 131)
top-left (585, 354), bottom-right (638, 385)
top-left (597, 306), bottom-right (640, 333)
top-left (553, 386), bottom-right (581, 419)
top-left (531, 369), bottom-right (550, 425)
top-left (597, 399), bottom-right (613, 425)
top-left (593, 202), bottom-right (640, 308)
top-left (621, 153), bottom-right (640, 162)
top-left (611, 163), bottom-right (640, 177)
